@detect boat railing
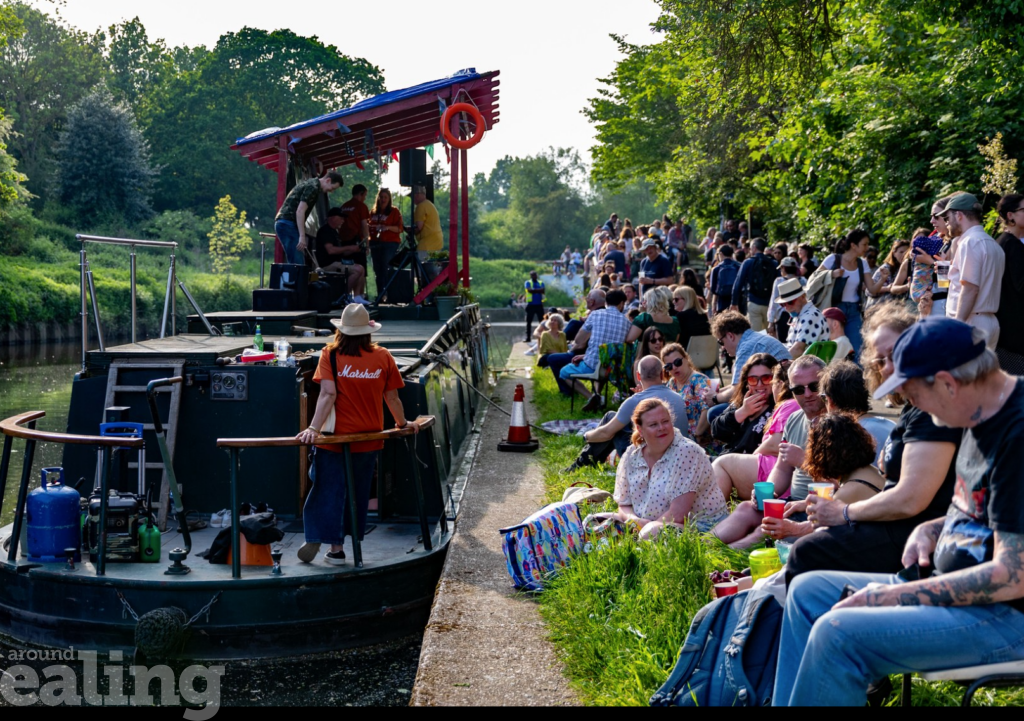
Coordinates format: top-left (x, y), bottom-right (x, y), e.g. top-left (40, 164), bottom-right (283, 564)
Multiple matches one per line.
top-left (75, 233), bottom-right (218, 374)
top-left (0, 411), bottom-right (439, 580)
top-left (217, 415), bottom-right (437, 579)
top-left (0, 410), bottom-right (144, 576)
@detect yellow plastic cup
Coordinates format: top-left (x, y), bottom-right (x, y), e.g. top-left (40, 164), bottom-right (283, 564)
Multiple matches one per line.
top-left (808, 483), bottom-right (835, 500)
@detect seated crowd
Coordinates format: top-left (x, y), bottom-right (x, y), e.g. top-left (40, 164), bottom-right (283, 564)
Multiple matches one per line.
top-left (552, 194), bottom-right (1024, 705)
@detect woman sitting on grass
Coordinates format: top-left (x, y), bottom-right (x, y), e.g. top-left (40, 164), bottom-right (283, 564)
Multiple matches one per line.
top-left (536, 313), bottom-right (567, 368)
top-left (709, 353), bottom-right (779, 455)
top-left (761, 412), bottom-right (882, 541)
top-left (712, 362), bottom-right (798, 502)
top-left (613, 398), bottom-right (728, 539)
top-left (631, 326), bottom-right (666, 381)
top-left (626, 287), bottom-right (680, 345)
top-left (660, 343), bottom-right (718, 451)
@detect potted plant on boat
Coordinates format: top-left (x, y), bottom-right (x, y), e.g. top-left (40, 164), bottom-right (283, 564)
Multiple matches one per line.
top-left (423, 250), bottom-right (449, 281)
top-left (434, 279), bottom-right (461, 320)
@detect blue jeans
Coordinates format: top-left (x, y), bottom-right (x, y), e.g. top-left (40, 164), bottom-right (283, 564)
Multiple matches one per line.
top-left (559, 360), bottom-right (595, 396)
top-left (275, 219), bottom-right (302, 265)
top-left (774, 570), bottom-right (1024, 706)
top-left (304, 447), bottom-right (379, 545)
top-left (708, 402), bottom-right (729, 425)
top-left (837, 301), bottom-right (863, 358)
top-left (546, 352), bottom-right (576, 395)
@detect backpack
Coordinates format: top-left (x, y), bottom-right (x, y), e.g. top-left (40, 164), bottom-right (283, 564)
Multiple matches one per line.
top-left (713, 260), bottom-right (740, 297)
top-left (649, 588), bottom-right (783, 707)
top-left (499, 501), bottom-right (584, 591)
top-left (749, 255), bottom-right (778, 300)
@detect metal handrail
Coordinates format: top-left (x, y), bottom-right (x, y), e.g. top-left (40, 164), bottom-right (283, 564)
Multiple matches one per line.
top-left (216, 415), bottom-right (437, 579)
top-left (76, 234), bottom-right (178, 249)
top-left (0, 411), bottom-right (144, 573)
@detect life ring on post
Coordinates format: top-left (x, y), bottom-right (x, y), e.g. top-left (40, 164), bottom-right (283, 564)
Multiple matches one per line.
top-left (441, 102), bottom-right (486, 150)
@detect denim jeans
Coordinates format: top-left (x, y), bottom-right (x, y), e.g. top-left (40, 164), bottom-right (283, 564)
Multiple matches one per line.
top-left (837, 301), bottom-right (863, 358)
top-left (275, 219), bottom-right (302, 265)
top-left (546, 351), bottom-right (576, 395)
top-left (773, 570), bottom-right (1024, 706)
top-left (708, 402), bottom-right (729, 425)
top-left (304, 447), bottom-right (379, 545)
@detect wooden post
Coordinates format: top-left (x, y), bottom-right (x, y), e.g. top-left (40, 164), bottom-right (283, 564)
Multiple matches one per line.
top-left (275, 136), bottom-right (288, 264)
top-left (461, 148), bottom-right (470, 288)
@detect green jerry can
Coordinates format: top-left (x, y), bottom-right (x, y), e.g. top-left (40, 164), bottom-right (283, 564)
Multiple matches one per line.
top-left (138, 518), bottom-right (161, 563)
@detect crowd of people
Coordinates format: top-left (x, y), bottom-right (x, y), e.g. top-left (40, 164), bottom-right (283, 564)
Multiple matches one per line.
top-left (537, 191), bottom-right (1024, 705)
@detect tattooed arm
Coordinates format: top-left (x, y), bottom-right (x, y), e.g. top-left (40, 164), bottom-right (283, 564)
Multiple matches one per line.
top-left (837, 528), bottom-right (1024, 609)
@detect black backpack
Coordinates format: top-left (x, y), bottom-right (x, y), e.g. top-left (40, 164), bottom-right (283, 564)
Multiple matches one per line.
top-left (749, 255), bottom-right (779, 300)
top-left (649, 588), bottom-right (783, 707)
top-left (714, 260), bottom-right (740, 297)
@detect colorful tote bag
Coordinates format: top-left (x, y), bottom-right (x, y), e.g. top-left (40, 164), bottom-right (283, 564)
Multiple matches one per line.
top-left (499, 501), bottom-right (584, 591)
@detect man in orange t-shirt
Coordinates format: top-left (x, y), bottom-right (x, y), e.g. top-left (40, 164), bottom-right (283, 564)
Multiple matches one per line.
top-left (337, 184), bottom-right (371, 269)
top-left (295, 304), bottom-right (419, 565)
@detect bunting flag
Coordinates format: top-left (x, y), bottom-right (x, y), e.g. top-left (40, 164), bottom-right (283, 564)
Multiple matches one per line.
top-left (344, 140), bottom-right (355, 157)
top-left (438, 98), bottom-right (447, 116)
top-left (336, 121), bottom-right (352, 134)
top-left (355, 159), bottom-right (365, 170)
top-left (426, 144), bottom-right (435, 159)
top-left (390, 151), bottom-right (399, 162)
top-left (287, 135), bottom-right (300, 154)
top-left (364, 128), bottom-right (376, 156)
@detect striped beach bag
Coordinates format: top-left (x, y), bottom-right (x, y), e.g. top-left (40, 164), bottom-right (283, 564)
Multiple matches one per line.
top-left (499, 501), bottom-right (584, 591)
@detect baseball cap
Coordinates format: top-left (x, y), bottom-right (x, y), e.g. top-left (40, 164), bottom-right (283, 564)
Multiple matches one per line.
top-left (641, 238), bottom-right (659, 250)
top-left (822, 307), bottom-right (847, 324)
top-left (944, 193), bottom-right (979, 213)
top-left (873, 317), bottom-right (985, 399)
top-left (780, 256), bottom-right (799, 269)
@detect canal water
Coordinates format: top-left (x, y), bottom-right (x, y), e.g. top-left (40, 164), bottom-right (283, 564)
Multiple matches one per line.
top-left (0, 322), bottom-right (524, 707)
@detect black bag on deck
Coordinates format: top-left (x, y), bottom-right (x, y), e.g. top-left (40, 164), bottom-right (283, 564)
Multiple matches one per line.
top-left (649, 588), bottom-right (783, 707)
top-left (307, 281), bottom-right (332, 313)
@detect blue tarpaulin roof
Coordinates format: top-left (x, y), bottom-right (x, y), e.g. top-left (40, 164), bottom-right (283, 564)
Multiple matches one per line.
top-left (231, 68), bottom-right (500, 171)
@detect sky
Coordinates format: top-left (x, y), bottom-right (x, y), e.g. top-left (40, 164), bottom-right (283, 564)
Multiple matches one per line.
top-left (35, 0), bottom-right (663, 184)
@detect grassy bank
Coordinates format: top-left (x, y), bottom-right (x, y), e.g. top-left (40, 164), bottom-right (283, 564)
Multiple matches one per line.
top-left (527, 367), bottom-right (1023, 707)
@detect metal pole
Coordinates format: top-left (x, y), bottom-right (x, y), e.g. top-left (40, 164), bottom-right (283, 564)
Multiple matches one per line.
top-left (130, 247), bottom-right (137, 344)
top-left (170, 254), bottom-right (177, 336)
top-left (79, 248), bottom-right (89, 373)
top-left (260, 242), bottom-right (266, 289)
top-left (229, 448), bottom-right (241, 579)
top-left (160, 262), bottom-right (174, 339)
top-left (405, 437), bottom-right (433, 552)
top-left (96, 446), bottom-right (111, 576)
top-left (7, 421), bottom-right (37, 563)
top-left (0, 435), bottom-right (13, 527)
top-left (177, 279), bottom-right (216, 335)
top-left (343, 445), bottom-right (363, 568)
top-left (86, 266), bottom-right (105, 352)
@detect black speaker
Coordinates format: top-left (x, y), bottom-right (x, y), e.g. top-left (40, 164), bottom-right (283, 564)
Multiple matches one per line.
top-left (253, 289), bottom-right (296, 312)
top-left (424, 174), bottom-right (434, 203)
top-left (399, 149), bottom-right (427, 187)
top-left (268, 263), bottom-right (308, 309)
top-left (386, 269), bottom-right (414, 304)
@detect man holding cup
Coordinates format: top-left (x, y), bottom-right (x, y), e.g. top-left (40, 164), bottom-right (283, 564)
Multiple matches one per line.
top-left (774, 317), bottom-right (1024, 706)
top-left (942, 193), bottom-right (1004, 349)
top-left (638, 239), bottom-right (674, 288)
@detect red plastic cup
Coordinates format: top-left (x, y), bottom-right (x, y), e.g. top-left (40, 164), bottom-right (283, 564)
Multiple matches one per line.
top-left (714, 582), bottom-right (739, 598)
top-left (763, 498), bottom-right (786, 519)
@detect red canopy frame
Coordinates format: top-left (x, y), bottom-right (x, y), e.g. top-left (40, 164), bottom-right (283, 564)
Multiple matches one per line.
top-left (230, 70), bottom-right (500, 296)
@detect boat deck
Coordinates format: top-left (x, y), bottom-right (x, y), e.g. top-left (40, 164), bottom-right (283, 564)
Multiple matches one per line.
top-left (4, 517), bottom-right (443, 583)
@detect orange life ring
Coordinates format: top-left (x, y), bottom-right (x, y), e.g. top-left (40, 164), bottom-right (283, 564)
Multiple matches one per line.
top-left (441, 103), bottom-right (486, 150)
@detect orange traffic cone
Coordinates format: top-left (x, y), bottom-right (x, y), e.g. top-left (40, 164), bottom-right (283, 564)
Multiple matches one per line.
top-left (498, 384), bottom-right (540, 453)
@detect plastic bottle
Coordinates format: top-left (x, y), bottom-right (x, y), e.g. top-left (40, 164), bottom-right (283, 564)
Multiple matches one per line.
top-left (254, 324), bottom-right (263, 351)
top-left (138, 518), bottom-right (161, 563)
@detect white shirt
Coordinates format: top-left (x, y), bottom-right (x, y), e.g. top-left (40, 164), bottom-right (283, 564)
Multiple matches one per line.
top-left (822, 255), bottom-right (871, 304)
top-left (947, 224), bottom-right (1005, 317)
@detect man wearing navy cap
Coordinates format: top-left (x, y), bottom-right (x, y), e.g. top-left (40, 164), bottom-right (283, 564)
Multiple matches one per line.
top-left (774, 317), bottom-right (1024, 706)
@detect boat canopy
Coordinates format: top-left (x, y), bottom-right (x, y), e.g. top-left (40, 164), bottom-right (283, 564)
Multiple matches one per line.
top-left (231, 68), bottom-right (500, 173)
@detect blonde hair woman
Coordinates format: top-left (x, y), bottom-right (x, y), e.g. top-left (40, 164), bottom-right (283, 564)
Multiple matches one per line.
top-left (671, 286), bottom-right (712, 351)
top-left (626, 286), bottom-right (679, 344)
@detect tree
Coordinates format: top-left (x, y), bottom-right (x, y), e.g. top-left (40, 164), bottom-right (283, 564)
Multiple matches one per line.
top-left (0, 2), bottom-right (106, 205)
top-left (106, 17), bottom-right (169, 113)
top-left (141, 27), bottom-right (385, 223)
top-left (0, 114), bottom-right (28, 211)
top-left (51, 87), bottom-right (158, 226)
top-left (207, 196), bottom-right (252, 274)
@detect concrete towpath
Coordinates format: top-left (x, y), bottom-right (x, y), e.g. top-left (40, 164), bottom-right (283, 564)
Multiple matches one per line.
top-left (411, 343), bottom-right (578, 707)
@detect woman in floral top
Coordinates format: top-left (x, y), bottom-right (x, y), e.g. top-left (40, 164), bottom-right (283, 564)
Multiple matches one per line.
top-left (613, 398), bottom-right (728, 535)
top-left (660, 343), bottom-right (723, 455)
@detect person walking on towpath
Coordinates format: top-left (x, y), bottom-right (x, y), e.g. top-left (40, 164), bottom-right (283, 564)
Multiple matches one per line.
top-left (524, 271), bottom-right (546, 342)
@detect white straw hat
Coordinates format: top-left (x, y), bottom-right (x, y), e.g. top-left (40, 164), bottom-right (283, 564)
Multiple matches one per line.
top-left (329, 304), bottom-right (381, 336)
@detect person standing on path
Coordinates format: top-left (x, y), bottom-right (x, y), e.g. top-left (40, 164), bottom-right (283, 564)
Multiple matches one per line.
top-left (524, 271), bottom-right (546, 342)
top-left (731, 238), bottom-right (779, 332)
top-left (942, 193), bottom-right (1005, 349)
top-left (274, 171), bottom-right (344, 265)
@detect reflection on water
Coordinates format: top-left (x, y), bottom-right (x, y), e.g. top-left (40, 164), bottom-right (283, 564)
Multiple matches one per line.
top-left (0, 343), bottom-right (79, 526)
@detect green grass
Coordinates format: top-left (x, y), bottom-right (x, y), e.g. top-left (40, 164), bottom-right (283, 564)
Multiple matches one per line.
top-left (528, 365), bottom-right (1024, 707)
top-left (468, 258), bottom-right (574, 308)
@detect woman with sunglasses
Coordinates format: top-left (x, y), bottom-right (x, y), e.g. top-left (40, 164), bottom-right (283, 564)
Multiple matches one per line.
top-left (709, 353), bottom-right (780, 456)
top-left (661, 343), bottom-right (724, 452)
top-left (711, 360), bottom-right (799, 502)
top-left (632, 326), bottom-right (666, 381)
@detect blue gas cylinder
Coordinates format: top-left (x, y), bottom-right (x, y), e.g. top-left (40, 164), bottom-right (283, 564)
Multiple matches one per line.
top-left (27, 467), bottom-right (82, 563)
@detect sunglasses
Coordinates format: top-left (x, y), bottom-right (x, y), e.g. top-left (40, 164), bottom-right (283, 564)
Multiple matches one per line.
top-left (789, 381), bottom-right (821, 396)
top-left (663, 358), bottom-right (686, 372)
top-left (746, 374), bottom-right (774, 387)
top-left (870, 354), bottom-right (893, 369)
top-left (717, 339), bottom-right (725, 347)
top-left (649, 336), bottom-right (665, 344)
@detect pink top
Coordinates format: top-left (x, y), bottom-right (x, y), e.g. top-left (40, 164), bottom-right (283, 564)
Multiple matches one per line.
top-left (755, 399), bottom-right (801, 483)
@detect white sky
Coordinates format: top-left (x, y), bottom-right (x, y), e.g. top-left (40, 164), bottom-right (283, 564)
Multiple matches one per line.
top-left (37, 0), bottom-right (662, 184)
